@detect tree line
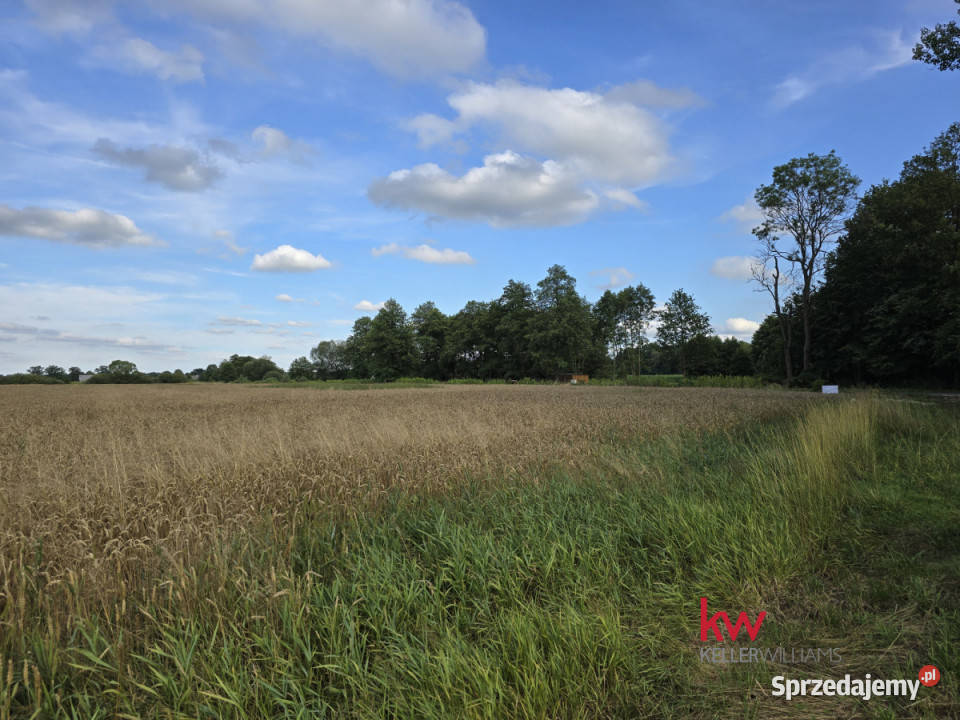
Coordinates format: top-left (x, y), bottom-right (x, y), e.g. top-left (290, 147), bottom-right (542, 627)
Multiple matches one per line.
top-left (749, 139), bottom-right (958, 384)
top-left (6, 280), bottom-right (753, 385)
top-left (286, 268), bottom-right (752, 382)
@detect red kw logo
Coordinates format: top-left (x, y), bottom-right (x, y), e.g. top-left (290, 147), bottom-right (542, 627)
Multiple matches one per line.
top-left (699, 597), bottom-right (766, 642)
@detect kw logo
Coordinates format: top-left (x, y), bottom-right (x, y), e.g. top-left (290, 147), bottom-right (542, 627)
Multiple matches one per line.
top-left (699, 597), bottom-right (766, 642)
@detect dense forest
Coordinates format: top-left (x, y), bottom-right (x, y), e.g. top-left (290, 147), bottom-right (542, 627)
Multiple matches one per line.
top-left (752, 123), bottom-right (960, 389)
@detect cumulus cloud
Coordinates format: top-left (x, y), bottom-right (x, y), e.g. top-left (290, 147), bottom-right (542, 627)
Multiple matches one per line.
top-left (276, 293), bottom-right (304, 302)
top-left (368, 151), bottom-right (599, 227)
top-left (354, 300), bottom-right (385, 312)
top-left (251, 125), bottom-right (313, 161)
top-left (0, 204), bottom-right (159, 247)
top-left (153, 0), bottom-right (485, 78)
top-left (93, 138), bottom-right (222, 191)
top-left (590, 267), bottom-right (635, 290)
top-left (772, 29), bottom-right (914, 108)
top-left (250, 244), bottom-right (332, 272)
top-left (372, 242), bottom-right (475, 264)
top-left (723, 317), bottom-right (761, 336)
top-left (89, 37), bottom-right (204, 83)
top-left (720, 196), bottom-right (763, 229)
top-left (407, 80), bottom-right (678, 185)
top-left (710, 256), bottom-right (759, 281)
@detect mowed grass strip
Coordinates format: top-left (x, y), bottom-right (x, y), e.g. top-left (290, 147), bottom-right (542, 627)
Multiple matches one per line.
top-left (0, 387), bottom-right (956, 717)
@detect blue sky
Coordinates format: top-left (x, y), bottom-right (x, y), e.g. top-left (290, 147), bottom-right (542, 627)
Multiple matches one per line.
top-left (0, 0), bottom-right (957, 373)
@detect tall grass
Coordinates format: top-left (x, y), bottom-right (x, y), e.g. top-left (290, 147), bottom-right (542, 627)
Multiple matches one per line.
top-left (0, 387), bottom-right (956, 717)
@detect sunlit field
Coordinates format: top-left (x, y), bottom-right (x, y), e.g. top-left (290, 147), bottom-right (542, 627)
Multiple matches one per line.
top-left (0, 384), bottom-right (956, 718)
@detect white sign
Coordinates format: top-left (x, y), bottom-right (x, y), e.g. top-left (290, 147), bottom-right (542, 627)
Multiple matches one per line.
top-left (821, 385), bottom-right (839, 394)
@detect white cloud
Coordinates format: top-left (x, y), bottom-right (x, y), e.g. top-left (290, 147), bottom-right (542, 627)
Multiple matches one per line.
top-left (354, 300), bottom-right (385, 312)
top-left (154, 0), bottom-right (486, 78)
top-left (368, 151), bottom-right (599, 227)
top-left (723, 317), bottom-right (761, 335)
top-left (710, 256), bottom-right (759, 281)
top-left (407, 80), bottom-right (678, 186)
top-left (720, 196), bottom-right (763, 229)
top-left (251, 125), bottom-right (313, 161)
top-left (0, 321), bottom-right (178, 353)
top-left (406, 113), bottom-right (458, 148)
top-left (604, 188), bottom-right (648, 210)
top-left (276, 293), bottom-right (305, 302)
top-left (772, 29), bottom-right (915, 108)
top-left (590, 267), bottom-right (635, 290)
top-left (214, 316), bottom-right (262, 326)
top-left (251, 244), bottom-right (332, 272)
top-left (0, 205), bottom-right (159, 248)
top-left (93, 138), bottom-right (222, 191)
top-left (286, 320), bottom-right (310, 327)
top-left (89, 37), bottom-right (204, 83)
top-left (372, 242), bottom-right (475, 264)
top-left (25, 0), bottom-right (112, 34)
top-left (214, 229), bottom-right (247, 255)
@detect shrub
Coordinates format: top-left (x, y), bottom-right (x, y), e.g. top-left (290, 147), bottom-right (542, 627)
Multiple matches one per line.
top-left (0, 373), bottom-right (65, 385)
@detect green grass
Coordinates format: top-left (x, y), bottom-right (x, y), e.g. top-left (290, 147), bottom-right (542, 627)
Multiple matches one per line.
top-left (3, 396), bottom-right (958, 718)
top-left (262, 375), bottom-right (768, 390)
top-left (618, 374), bottom-right (767, 388)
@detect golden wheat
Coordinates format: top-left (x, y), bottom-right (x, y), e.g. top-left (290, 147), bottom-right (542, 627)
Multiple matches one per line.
top-left (0, 383), bottom-right (809, 643)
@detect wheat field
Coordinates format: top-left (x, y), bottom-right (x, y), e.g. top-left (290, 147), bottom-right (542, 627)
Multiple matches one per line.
top-left (0, 384), bottom-right (806, 604)
top-left (2, 384), bottom-right (956, 718)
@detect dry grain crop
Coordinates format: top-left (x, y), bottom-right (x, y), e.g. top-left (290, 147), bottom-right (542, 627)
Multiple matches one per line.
top-left (0, 383), bottom-right (809, 646)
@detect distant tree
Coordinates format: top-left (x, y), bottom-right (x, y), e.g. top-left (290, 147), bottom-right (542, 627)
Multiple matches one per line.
top-left (68, 366), bottom-right (82, 382)
top-left (914, 0), bottom-right (960, 71)
top-left (241, 357), bottom-right (280, 381)
top-left (530, 265), bottom-right (593, 376)
top-left (619, 284), bottom-right (657, 377)
top-left (202, 363), bottom-right (219, 381)
top-left (815, 124), bottom-right (960, 386)
top-left (309, 340), bottom-right (348, 380)
top-left (754, 151), bottom-right (859, 373)
top-left (44, 365), bottom-right (68, 381)
top-left (592, 285), bottom-right (655, 378)
top-left (108, 360), bottom-right (138, 377)
top-left (411, 302), bottom-right (449, 379)
top-left (752, 236), bottom-right (796, 385)
top-left (493, 280), bottom-right (537, 379)
top-left (366, 299), bottom-right (416, 380)
top-left (27, 365), bottom-right (44, 376)
top-left (446, 300), bottom-right (495, 378)
top-left (718, 337), bottom-right (755, 376)
top-left (288, 356), bottom-right (315, 380)
top-left (343, 317), bottom-right (373, 378)
top-left (592, 289), bottom-right (625, 375)
top-left (656, 289), bottom-right (712, 376)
